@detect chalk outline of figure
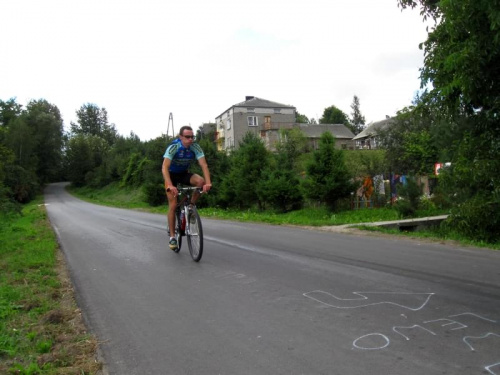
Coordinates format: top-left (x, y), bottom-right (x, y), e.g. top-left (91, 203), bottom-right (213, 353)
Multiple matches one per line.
top-left (485, 362), bottom-right (500, 375)
top-left (463, 333), bottom-right (500, 351)
top-left (303, 290), bottom-right (434, 311)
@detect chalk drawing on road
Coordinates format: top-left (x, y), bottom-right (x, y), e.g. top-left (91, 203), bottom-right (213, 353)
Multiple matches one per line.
top-left (303, 290), bottom-right (434, 311)
top-left (463, 333), bottom-right (500, 351)
top-left (392, 325), bottom-right (437, 341)
top-left (450, 312), bottom-right (497, 323)
top-left (423, 318), bottom-right (468, 331)
top-left (352, 333), bottom-right (390, 350)
top-left (486, 362), bottom-right (500, 375)
top-left (351, 311), bottom-right (498, 353)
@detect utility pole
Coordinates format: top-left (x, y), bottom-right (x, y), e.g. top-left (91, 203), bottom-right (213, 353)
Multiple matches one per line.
top-left (167, 112), bottom-right (175, 139)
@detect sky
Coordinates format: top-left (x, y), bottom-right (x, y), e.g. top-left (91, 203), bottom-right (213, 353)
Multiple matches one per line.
top-left (1, 0), bottom-right (431, 141)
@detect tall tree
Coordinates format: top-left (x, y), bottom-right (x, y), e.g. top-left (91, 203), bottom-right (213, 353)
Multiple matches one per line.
top-left (302, 132), bottom-right (356, 211)
top-left (0, 98), bottom-right (23, 127)
top-left (65, 134), bottom-right (109, 187)
top-left (295, 111), bottom-right (310, 124)
top-left (257, 129), bottom-right (305, 212)
top-left (71, 103), bottom-right (117, 145)
top-left (398, 0), bottom-right (500, 118)
top-left (319, 105), bottom-right (354, 133)
top-left (219, 132), bottom-right (269, 209)
top-left (350, 95), bottom-right (366, 135)
top-left (398, 0), bottom-right (500, 242)
top-left (24, 99), bottom-right (65, 183)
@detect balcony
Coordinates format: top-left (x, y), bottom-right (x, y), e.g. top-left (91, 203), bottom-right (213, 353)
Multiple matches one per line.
top-left (260, 122), bottom-right (295, 131)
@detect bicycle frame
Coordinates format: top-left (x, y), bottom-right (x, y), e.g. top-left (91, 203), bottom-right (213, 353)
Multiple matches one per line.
top-left (173, 186), bottom-right (204, 262)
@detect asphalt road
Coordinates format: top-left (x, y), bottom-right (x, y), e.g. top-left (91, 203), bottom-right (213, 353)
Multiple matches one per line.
top-left (44, 182), bottom-right (500, 375)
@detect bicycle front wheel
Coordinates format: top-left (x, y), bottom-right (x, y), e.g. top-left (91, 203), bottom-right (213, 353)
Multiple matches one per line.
top-left (186, 206), bottom-right (203, 262)
top-left (173, 210), bottom-right (182, 253)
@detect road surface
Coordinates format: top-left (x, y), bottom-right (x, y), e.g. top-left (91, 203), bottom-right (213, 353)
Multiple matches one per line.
top-left (44, 182), bottom-right (500, 375)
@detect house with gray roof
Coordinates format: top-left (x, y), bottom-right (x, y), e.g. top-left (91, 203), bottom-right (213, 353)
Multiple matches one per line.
top-left (213, 96), bottom-right (355, 151)
top-left (299, 123), bottom-right (355, 150)
top-left (352, 117), bottom-right (395, 149)
top-left (214, 96), bottom-right (296, 151)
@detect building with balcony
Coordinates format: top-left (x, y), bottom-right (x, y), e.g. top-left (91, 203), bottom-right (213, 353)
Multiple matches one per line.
top-left (213, 96), bottom-right (355, 151)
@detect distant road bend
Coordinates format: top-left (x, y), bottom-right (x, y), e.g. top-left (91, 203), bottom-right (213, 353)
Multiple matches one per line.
top-left (44, 182), bottom-right (500, 375)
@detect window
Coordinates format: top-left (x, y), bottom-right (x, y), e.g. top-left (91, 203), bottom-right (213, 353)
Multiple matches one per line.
top-left (247, 116), bottom-right (258, 127)
top-left (226, 119), bottom-right (231, 130)
top-left (274, 108), bottom-right (281, 114)
top-left (247, 108), bottom-right (255, 113)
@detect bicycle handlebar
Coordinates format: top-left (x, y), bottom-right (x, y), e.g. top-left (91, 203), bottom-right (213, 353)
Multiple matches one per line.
top-left (166, 186), bottom-right (203, 196)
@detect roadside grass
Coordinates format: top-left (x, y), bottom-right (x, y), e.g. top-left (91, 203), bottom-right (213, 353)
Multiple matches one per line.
top-left (354, 225), bottom-right (500, 250)
top-left (68, 184), bottom-right (443, 226)
top-left (0, 198), bottom-right (101, 374)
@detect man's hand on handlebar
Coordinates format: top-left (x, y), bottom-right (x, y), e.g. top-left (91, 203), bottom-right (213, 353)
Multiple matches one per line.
top-left (166, 185), bottom-right (178, 196)
top-left (202, 183), bottom-right (212, 193)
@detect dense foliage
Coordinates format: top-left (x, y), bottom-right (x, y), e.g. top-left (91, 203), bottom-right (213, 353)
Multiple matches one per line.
top-left (319, 105), bottom-right (352, 129)
top-left (302, 132), bottom-right (356, 211)
top-left (397, 0), bottom-right (500, 242)
top-left (0, 98), bottom-right (65, 213)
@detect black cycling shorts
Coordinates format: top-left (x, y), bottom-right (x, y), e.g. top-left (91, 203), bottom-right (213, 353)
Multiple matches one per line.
top-left (169, 172), bottom-right (193, 187)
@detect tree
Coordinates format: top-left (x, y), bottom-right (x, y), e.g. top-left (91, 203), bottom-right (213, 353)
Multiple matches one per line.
top-left (219, 132), bottom-right (269, 209)
top-left (319, 105), bottom-right (354, 133)
top-left (378, 100), bottom-right (439, 175)
top-left (65, 134), bottom-right (109, 187)
top-left (257, 128), bottom-right (306, 211)
top-left (295, 111), bottom-right (310, 124)
top-left (0, 98), bottom-right (23, 127)
top-left (190, 135), bottom-right (230, 208)
top-left (350, 95), bottom-right (366, 135)
top-left (275, 128), bottom-right (308, 167)
top-left (71, 103), bottom-right (118, 145)
top-left (398, 0), bottom-right (500, 118)
top-left (23, 99), bottom-right (65, 183)
top-left (398, 0), bottom-right (500, 242)
top-left (302, 132), bottom-right (356, 211)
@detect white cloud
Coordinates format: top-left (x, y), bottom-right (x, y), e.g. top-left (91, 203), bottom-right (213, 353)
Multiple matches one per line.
top-left (1, 0), bottom-right (431, 140)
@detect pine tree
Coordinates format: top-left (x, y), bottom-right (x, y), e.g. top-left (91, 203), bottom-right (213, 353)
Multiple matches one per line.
top-left (303, 132), bottom-right (355, 211)
top-left (350, 95), bottom-right (366, 135)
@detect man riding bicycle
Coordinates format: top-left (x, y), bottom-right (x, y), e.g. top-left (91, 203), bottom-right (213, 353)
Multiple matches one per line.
top-left (162, 126), bottom-right (212, 251)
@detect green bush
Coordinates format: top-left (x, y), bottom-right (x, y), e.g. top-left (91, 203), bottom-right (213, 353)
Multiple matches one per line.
top-left (257, 168), bottom-right (303, 212)
top-left (143, 182), bottom-right (166, 206)
top-left (445, 196), bottom-right (500, 243)
top-left (4, 165), bottom-right (38, 203)
top-left (394, 177), bottom-right (422, 218)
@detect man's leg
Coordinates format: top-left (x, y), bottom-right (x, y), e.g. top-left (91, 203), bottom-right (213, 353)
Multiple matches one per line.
top-left (189, 174), bottom-right (205, 204)
top-left (167, 191), bottom-right (178, 249)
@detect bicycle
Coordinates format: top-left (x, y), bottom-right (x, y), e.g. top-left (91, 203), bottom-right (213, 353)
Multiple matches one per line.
top-left (170, 186), bottom-right (204, 262)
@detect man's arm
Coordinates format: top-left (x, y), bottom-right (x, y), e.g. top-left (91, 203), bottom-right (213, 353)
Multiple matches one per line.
top-left (162, 158), bottom-right (177, 195)
top-left (198, 157), bottom-right (212, 193)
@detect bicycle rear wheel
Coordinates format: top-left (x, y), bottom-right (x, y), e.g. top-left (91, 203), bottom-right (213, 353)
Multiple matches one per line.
top-left (173, 210), bottom-right (182, 253)
top-left (186, 206), bottom-right (203, 262)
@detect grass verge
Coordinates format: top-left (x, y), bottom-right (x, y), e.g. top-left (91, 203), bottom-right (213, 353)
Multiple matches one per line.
top-left (354, 225), bottom-right (500, 250)
top-left (0, 197), bottom-right (102, 374)
top-left (67, 183), bottom-right (441, 226)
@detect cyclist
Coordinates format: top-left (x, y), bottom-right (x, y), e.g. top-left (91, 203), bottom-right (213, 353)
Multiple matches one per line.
top-left (162, 126), bottom-right (212, 251)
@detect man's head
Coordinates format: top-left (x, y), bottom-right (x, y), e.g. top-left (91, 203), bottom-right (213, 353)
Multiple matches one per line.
top-left (179, 126), bottom-right (195, 147)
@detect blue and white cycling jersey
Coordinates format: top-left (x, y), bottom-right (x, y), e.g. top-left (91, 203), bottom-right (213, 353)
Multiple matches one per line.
top-left (163, 138), bottom-right (205, 173)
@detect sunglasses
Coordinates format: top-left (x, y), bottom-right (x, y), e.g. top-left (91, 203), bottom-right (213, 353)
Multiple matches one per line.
top-left (182, 135), bottom-right (195, 139)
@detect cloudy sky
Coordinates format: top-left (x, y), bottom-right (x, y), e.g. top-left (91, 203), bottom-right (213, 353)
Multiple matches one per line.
top-left (1, 0), bottom-right (430, 140)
